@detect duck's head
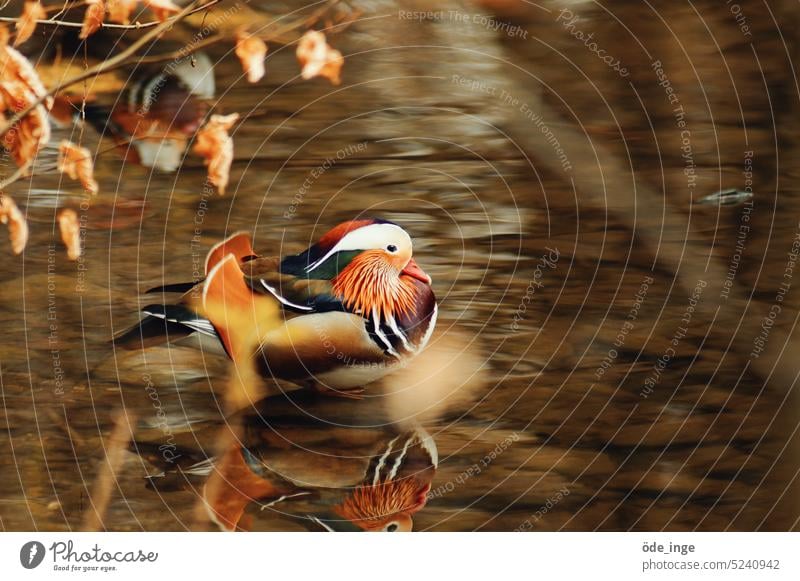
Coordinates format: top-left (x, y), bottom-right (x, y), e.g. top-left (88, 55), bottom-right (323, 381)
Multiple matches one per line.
top-left (283, 218), bottom-right (432, 320)
top-left (306, 219), bottom-right (431, 284)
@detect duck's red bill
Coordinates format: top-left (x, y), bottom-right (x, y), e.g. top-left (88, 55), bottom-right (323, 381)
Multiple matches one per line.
top-left (402, 259), bottom-right (432, 284)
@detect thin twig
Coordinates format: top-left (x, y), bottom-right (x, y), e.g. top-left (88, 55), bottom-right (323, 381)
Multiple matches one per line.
top-left (135, 32), bottom-right (225, 65)
top-left (0, 160), bottom-right (32, 190)
top-left (0, 0), bottom-right (219, 31)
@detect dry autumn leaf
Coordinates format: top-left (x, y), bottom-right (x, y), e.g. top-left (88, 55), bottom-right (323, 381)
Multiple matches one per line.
top-left (107, 0), bottom-right (138, 24)
top-left (14, 1), bottom-right (46, 47)
top-left (143, 0), bottom-right (180, 22)
top-left (1, 106), bottom-right (50, 166)
top-left (57, 209), bottom-right (81, 260)
top-left (0, 194), bottom-right (29, 255)
top-left (80, 0), bottom-right (106, 40)
top-left (296, 30), bottom-right (343, 85)
top-left (235, 32), bottom-right (267, 83)
top-left (193, 113), bottom-right (239, 195)
top-left (0, 38), bottom-right (51, 167)
top-left (58, 140), bottom-right (99, 195)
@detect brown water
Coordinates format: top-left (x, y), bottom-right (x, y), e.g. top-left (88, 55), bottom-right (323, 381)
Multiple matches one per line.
top-left (1, 0), bottom-right (799, 531)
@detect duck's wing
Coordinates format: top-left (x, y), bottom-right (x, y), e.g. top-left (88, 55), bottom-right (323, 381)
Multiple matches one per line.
top-left (242, 257), bottom-right (345, 314)
top-left (115, 232), bottom-right (346, 354)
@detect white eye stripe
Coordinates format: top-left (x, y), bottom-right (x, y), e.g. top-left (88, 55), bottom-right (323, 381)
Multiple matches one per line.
top-left (305, 224), bottom-right (412, 273)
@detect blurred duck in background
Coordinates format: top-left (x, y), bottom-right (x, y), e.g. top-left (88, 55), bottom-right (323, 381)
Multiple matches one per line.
top-left (52, 52), bottom-right (215, 172)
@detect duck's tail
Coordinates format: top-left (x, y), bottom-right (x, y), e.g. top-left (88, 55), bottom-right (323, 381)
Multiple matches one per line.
top-left (112, 232), bottom-right (257, 354)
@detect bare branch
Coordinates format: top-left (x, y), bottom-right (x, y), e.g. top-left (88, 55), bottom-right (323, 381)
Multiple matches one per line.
top-left (0, 0), bottom-right (219, 31)
top-left (0, 160), bottom-right (33, 190)
top-left (0, 0), bottom-right (216, 142)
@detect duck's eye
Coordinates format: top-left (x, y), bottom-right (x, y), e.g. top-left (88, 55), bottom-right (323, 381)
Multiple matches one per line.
top-left (387, 244), bottom-right (398, 253)
top-left (385, 523), bottom-right (399, 532)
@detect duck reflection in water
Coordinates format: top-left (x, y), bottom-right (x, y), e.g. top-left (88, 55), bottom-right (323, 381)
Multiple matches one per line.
top-left (135, 393), bottom-right (438, 532)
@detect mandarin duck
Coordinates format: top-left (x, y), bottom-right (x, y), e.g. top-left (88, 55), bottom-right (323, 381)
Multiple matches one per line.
top-left (115, 219), bottom-right (437, 394)
top-left (136, 391), bottom-right (438, 532)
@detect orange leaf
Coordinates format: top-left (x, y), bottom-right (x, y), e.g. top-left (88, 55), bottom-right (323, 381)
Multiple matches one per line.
top-left (80, 0), bottom-right (105, 40)
top-left (57, 208), bottom-right (82, 260)
top-left (0, 42), bottom-right (51, 166)
top-left (58, 140), bottom-right (99, 195)
top-left (0, 194), bottom-right (29, 255)
top-left (143, 0), bottom-right (179, 22)
top-left (0, 103), bottom-right (50, 166)
top-left (107, 0), bottom-right (138, 25)
top-left (235, 32), bottom-right (267, 83)
top-left (193, 113), bottom-right (238, 195)
top-left (14, 2), bottom-right (46, 47)
top-left (296, 30), bottom-right (343, 85)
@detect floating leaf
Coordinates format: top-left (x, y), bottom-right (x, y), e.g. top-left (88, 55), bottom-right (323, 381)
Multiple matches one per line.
top-left (14, 1), bottom-right (46, 47)
top-left (235, 32), bottom-right (267, 83)
top-left (0, 194), bottom-right (29, 255)
top-left (297, 30), bottom-right (343, 85)
top-left (80, 0), bottom-right (106, 40)
top-left (57, 208), bottom-right (81, 260)
top-left (193, 113), bottom-right (239, 195)
top-left (58, 140), bottom-right (99, 195)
